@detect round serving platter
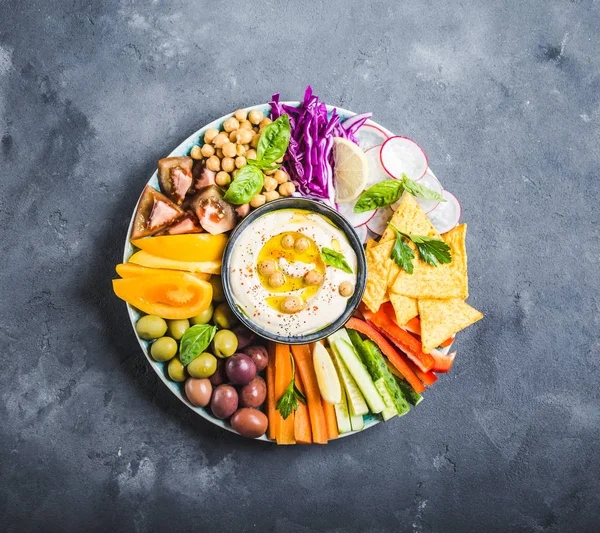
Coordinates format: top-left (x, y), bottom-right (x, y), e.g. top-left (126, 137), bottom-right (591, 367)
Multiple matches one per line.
top-left (123, 102), bottom-right (451, 442)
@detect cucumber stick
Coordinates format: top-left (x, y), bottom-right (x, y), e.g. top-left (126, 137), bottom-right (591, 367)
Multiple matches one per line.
top-left (334, 380), bottom-right (352, 434)
top-left (330, 344), bottom-right (368, 416)
top-left (375, 378), bottom-right (398, 421)
top-left (350, 411), bottom-right (364, 431)
top-left (395, 376), bottom-right (423, 406)
top-left (329, 330), bottom-right (386, 414)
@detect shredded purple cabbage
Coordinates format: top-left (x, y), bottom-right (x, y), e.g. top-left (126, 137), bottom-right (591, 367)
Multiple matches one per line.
top-left (270, 86), bottom-right (371, 208)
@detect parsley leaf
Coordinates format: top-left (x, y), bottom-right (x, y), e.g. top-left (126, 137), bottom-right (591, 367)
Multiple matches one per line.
top-left (403, 233), bottom-right (452, 267)
top-left (275, 355), bottom-right (306, 420)
top-left (388, 223), bottom-right (415, 274)
top-left (401, 174), bottom-right (446, 202)
top-left (321, 247), bottom-right (353, 274)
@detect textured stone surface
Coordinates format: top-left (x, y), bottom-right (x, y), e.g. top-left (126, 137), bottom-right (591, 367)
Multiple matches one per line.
top-left (1, 1), bottom-right (599, 531)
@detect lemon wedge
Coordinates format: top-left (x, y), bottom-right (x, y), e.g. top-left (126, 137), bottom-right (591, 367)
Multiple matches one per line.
top-left (313, 342), bottom-right (342, 404)
top-left (332, 137), bottom-right (369, 203)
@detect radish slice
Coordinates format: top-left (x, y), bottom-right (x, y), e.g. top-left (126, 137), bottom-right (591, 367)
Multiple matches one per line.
top-left (355, 124), bottom-right (389, 151)
top-left (354, 224), bottom-right (367, 244)
top-left (337, 201), bottom-right (375, 228)
top-left (366, 207), bottom-right (394, 236)
top-left (427, 190), bottom-right (461, 234)
top-left (365, 144), bottom-right (391, 186)
top-left (380, 136), bottom-right (428, 181)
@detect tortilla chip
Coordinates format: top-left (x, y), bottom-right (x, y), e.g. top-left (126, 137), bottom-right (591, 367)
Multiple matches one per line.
top-left (391, 224), bottom-right (469, 299)
top-left (418, 298), bottom-right (483, 353)
top-left (363, 243), bottom-right (395, 312)
top-left (365, 238), bottom-right (377, 251)
top-left (389, 290), bottom-right (418, 326)
top-left (380, 193), bottom-right (441, 243)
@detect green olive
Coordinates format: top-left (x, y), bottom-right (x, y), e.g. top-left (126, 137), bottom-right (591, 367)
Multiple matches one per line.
top-left (190, 303), bottom-right (214, 325)
top-left (210, 276), bottom-right (225, 302)
top-left (167, 319), bottom-right (190, 340)
top-left (213, 329), bottom-right (238, 358)
top-left (187, 352), bottom-right (218, 378)
top-left (136, 315), bottom-right (167, 340)
top-left (213, 303), bottom-right (239, 329)
top-left (167, 357), bottom-right (187, 382)
top-left (150, 336), bottom-right (178, 362)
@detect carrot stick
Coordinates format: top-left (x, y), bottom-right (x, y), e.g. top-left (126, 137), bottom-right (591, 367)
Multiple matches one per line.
top-left (266, 342), bottom-right (278, 441)
top-left (291, 344), bottom-right (328, 444)
top-left (274, 343), bottom-right (296, 445)
top-left (294, 371), bottom-right (312, 444)
top-left (345, 317), bottom-right (426, 393)
top-left (321, 398), bottom-right (339, 440)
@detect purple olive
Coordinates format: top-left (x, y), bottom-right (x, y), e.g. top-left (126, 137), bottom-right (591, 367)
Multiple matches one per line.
top-left (232, 324), bottom-right (256, 350)
top-left (243, 345), bottom-right (269, 372)
top-left (225, 353), bottom-right (257, 386)
top-left (209, 359), bottom-right (226, 386)
top-left (239, 376), bottom-right (267, 408)
top-left (210, 384), bottom-right (238, 419)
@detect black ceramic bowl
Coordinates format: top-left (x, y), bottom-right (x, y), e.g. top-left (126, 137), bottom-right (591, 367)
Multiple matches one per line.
top-left (222, 198), bottom-right (367, 345)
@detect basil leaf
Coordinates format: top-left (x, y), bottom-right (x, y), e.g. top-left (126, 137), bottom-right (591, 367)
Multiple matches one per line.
top-left (353, 180), bottom-right (404, 213)
top-left (403, 234), bottom-right (452, 267)
top-left (247, 158), bottom-right (282, 171)
top-left (223, 165), bottom-right (264, 205)
top-left (256, 114), bottom-right (290, 164)
top-left (388, 223), bottom-right (415, 274)
top-left (321, 247), bottom-right (353, 274)
top-left (179, 324), bottom-right (217, 365)
top-left (401, 175), bottom-right (445, 202)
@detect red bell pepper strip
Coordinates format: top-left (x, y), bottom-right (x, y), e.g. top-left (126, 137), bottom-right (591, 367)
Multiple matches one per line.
top-left (365, 308), bottom-right (435, 373)
top-left (430, 349), bottom-right (456, 373)
top-left (403, 357), bottom-right (438, 386)
top-left (345, 317), bottom-right (425, 393)
top-left (439, 335), bottom-right (455, 348)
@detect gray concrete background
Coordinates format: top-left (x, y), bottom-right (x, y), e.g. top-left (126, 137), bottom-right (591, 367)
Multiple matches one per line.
top-left (1, 1), bottom-right (598, 531)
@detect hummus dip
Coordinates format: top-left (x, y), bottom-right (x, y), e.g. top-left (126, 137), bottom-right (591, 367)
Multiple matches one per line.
top-left (229, 209), bottom-right (358, 337)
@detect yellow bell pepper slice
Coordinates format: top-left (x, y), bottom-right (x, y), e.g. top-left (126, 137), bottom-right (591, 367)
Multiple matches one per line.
top-left (130, 234), bottom-right (227, 263)
top-left (128, 250), bottom-right (221, 275)
top-left (115, 263), bottom-right (210, 281)
top-left (113, 271), bottom-right (213, 319)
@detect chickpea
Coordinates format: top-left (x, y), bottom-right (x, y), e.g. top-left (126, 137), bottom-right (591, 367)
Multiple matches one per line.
top-left (204, 128), bottom-right (219, 144)
top-left (234, 109), bottom-right (247, 122)
top-left (222, 142), bottom-right (237, 158)
top-left (264, 190), bottom-right (280, 202)
top-left (236, 129), bottom-right (254, 145)
top-left (258, 259), bottom-right (277, 276)
top-left (304, 269), bottom-right (324, 286)
top-left (263, 176), bottom-right (277, 192)
top-left (215, 148), bottom-right (223, 158)
top-left (223, 117), bottom-right (240, 132)
top-left (253, 126), bottom-right (260, 133)
top-left (268, 272), bottom-right (285, 288)
top-left (295, 237), bottom-right (310, 253)
top-left (281, 234), bottom-right (295, 249)
top-left (235, 156), bottom-right (247, 169)
top-left (236, 144), bottom-right (246, 157)
top-left (250, 194), bottom-right (266, 208)
top-left (246, 149), bottom-right (257, 160)
top-left (201, 143), bottom-right (215, 158)
top-left (250, 133), bottom-right (260, 149)
top-left (239, 120), bottom-right (253, 130)
top-left (243, 144), bottom-right (250, 151)
top-left (190, 145), bottom-right (203, 160)
top-left (206, 155), bottom-right (221, 172)
top-left (215, 171), bottom-right (231, 187)
top-left (232, 169), bottom-right (239, 178)
top-left (339, 281), bottom-right (354, 297)
top-left (259, 117), bottom-right (272, 129)
top-left (228, 131), bottom-right (238, 143)
top-left (248, 109), bottom-right (264, 125)
top-left (264, 168), bottom-right (277, 176)
top-left (213, 132), bottom-right (229, 148)
top-left (279, 181), bottom-right (296, 197)
top-left (281, 295), bottom-right (303, 314)
top-left (221, 157), bottom-right (235, 173)
top-left (274, 169), bottom-right (289, 184)
top-left (275, 156), bottom-right (284, 164)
